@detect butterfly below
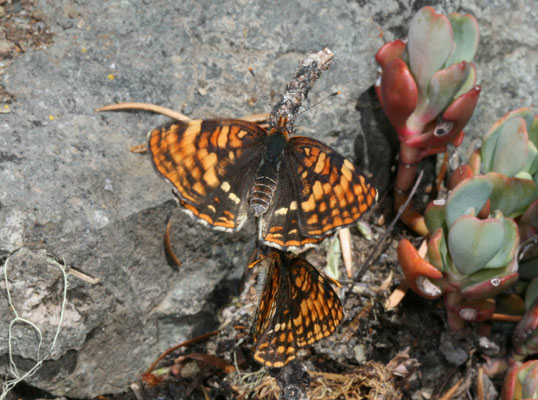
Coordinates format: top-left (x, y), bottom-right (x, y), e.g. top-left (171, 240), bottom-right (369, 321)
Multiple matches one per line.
top-left (148, 117), bottom-right (377, 251)
top-left (250, 251), bottom-right (343, 368)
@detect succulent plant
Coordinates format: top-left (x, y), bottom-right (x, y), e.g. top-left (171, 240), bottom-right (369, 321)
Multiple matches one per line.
top-left (397, 108), bottom-right (538, 332)
top-left (399, 174), bottom-right (520, 332)
top-left (482, 279), bottom-right (538, 379)
top-left (501, 360), bottom-right (538, 400)
top-left (375, 6), bottom-right (481, 235)
top-left (469, 108), bottom-right (538, 218)
top-left (469, 108), bottom-right (538, 277)
top-left (470, 108), bottom-right (538, 179)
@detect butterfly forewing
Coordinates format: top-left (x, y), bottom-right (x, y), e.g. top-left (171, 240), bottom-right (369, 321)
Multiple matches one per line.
top-left (253, 253), bottom-right (343, 368)
top-left (148, 119), bottom-right (267, 230)
top-left (286, 136), bottom-right (377, 238)
top-left (258, 162), bottom-right (324, 251)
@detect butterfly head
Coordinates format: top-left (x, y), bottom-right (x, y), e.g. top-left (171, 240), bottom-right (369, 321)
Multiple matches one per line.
top-left (269, 116), bottom-right (290, 139)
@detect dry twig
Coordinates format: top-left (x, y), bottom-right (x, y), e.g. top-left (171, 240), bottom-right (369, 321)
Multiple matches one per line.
top-left (142, 330), bottom-right (218, 384)
top-left (96, 102), bottom-right (191, 121)
top-left (164, 216), bottom-right (181, 268)
top-left (476, 367), bottom-right (484, 400)
top-left (356, 170), bottom-right (425, 280)
top-left (438, 378), bottom-right (463, 400)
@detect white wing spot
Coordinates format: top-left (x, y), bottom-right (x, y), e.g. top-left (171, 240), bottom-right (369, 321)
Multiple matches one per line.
top-left (275, 207), bottom-right (288, 215)
top-left (228, 192), bottom-right (241, 204)
top-left (220, 181), bottom-right (231, 192)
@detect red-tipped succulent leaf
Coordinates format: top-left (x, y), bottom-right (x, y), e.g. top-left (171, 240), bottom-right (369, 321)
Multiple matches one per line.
top-left (398, 239), bottom-right (443, 299)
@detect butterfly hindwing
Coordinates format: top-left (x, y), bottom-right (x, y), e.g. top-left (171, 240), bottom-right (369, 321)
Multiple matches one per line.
top-left (252, 254), bottom-right (281, 347)
top-left (148, 119), bottom-right (267, 231)
top-left (253, 253), bottom-right (343, 368)
top-left (288, 256), bottom-right (344, 347)
top-left (286, 136), bottom-right (377, 238)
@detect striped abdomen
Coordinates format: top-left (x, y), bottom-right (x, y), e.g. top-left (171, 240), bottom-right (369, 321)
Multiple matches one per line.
top-left (249, 164), bottom-right (278, 217)
top-left (250, 131), bottom-right (287, 217)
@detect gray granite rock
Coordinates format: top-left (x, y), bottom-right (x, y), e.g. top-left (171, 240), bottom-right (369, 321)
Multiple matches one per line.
top-left (0, 0), bottom-right (535, 397)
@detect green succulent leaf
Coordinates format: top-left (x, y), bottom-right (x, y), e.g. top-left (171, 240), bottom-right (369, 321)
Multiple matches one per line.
top-left (444, 13), bottom-right (479, 66)
top-left (490, 117), bottom-right (528, 176)
top-left (453, 64), bottom-right (476, 99)
top-left (481, 108), bottom-right (534, 173)
top-left (528, 116), bottom-right (538, 148)
top-left (517, 171), bottom-right (534, 180)
top-left (484, 217), bottom-right (519, 269)
top-left (425, 200), bottom-right (447, 234)
top-left (502, 361), bottom-right (538, 399)
top-left (523, 141), bottom-right (538, 176)
top-left (519, 361), bottom-right (538, 398)
top-left (415, 62), bottom-right (471, 125)
top-left (448, 215), bottom-right (504, 275)
top-left (446, 176), bottom-right (492, 227)
top-left (486, 172), bottom-right (538, 218)
top-left (427, 227), bottom-right (449, 271)
top-left (407, 7), bottom-right (453, 96)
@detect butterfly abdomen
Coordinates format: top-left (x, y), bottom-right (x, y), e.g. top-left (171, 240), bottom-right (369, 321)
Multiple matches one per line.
top-left (250, 164), bottom-right (278, 217)
top-left (249, 133), bottom-right (287, 217)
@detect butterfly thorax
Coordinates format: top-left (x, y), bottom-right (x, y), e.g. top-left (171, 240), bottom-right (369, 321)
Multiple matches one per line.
top-left (249, 127), bottom-right (289, 217)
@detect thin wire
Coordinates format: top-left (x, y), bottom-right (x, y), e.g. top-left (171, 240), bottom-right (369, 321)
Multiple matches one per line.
top-left (1, 252), bottom-right (68, 399)
top-left (355, 169), bottom-right (425, 280)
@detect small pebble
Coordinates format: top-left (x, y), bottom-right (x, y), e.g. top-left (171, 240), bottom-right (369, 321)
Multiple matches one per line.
top-left (0, 39), bottom-right (14, 56)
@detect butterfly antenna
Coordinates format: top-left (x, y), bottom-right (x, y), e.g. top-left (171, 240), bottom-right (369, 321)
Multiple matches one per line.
top-left (248, 67), bottom-right (272, 108)
top-left (289, 90), bottom-right (340, 124)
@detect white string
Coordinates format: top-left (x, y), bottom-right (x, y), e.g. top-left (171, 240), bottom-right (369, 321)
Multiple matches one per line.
top-left (0, 252), bottom-right (68, 399)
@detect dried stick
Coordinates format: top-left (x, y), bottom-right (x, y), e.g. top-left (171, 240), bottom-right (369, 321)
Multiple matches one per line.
top-left (269, 48), bottom-right (334, 130)
top-left (96, 102), bottom-right (191, 122)
top-left (476, 367), bottom-right (484, 400)
top-left (164, 216), bottom-right (181, 268)
top-left (96, 102), bottom-right (270, 125)
top-left (355, 169), bottom-right (425, 280)
top-left (490, 313), bottom-right (522, 322)
top-left (438, 378), bottom-right (463, 400)
top-left (142, 330), bottom-right (218, 381)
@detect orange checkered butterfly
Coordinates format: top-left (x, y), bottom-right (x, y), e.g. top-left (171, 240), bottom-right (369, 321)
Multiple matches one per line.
top-left (148, 116), bottom-right (377, 251)
top-left (250, 251), bottom-right (343, 367)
